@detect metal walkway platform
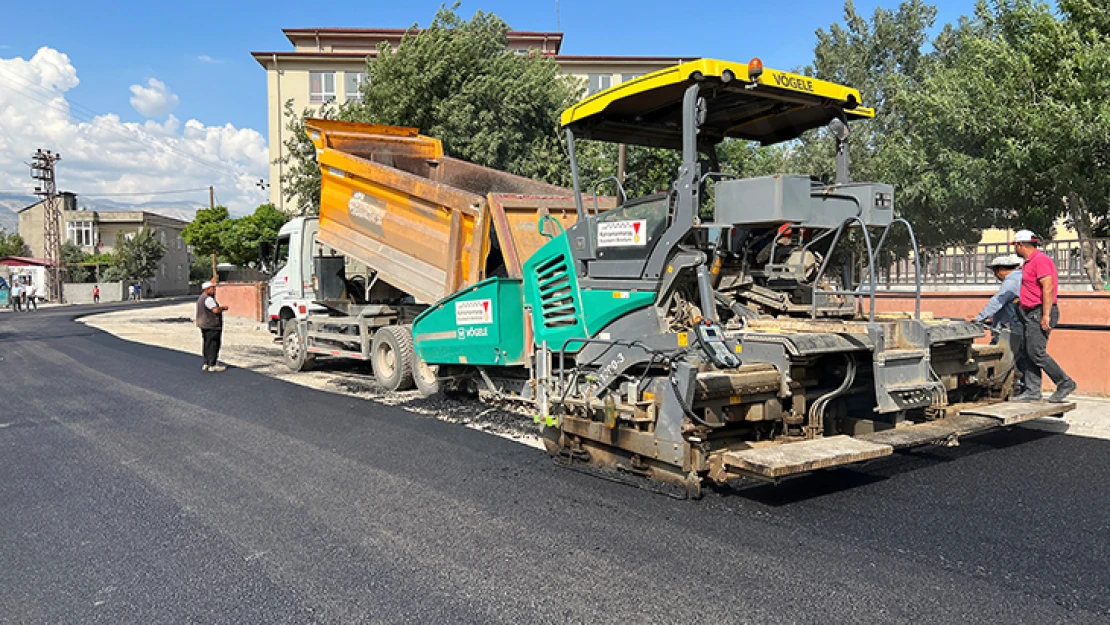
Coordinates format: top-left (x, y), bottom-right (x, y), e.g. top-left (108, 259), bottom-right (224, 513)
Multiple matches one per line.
top-left (859, 400), bottom-right (1075, 449)
top-left (721, 436), bottom-right (893, 479)
top-left (719, 400), bottom-right (1075, 480)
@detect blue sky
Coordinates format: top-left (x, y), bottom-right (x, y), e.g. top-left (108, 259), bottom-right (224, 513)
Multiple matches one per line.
top-left (0, 0), bottom-right (983, 212)
top-left (0, 0), bottom-right (982, 134)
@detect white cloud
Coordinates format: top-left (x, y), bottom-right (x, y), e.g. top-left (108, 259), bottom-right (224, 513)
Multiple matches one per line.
top-left (129, 77), bottom-right (179, 118)
top-left (197, 55), bottom-right (222, 64)
top-left (0, 47), bottom-right (268, 215)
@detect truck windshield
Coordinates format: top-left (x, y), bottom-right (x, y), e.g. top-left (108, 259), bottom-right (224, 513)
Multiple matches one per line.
top-left (273, 235), bottom-right (291, 273)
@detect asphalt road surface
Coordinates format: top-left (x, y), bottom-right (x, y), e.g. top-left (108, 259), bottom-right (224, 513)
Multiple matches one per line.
top-left (1, 304), bottom-right (1108, 624)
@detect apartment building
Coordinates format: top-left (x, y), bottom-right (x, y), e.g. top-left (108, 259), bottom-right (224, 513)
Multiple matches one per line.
top-left (18, 196), bottom-right (192, 296)
top-left (251, 28), bottom-right (690, 208)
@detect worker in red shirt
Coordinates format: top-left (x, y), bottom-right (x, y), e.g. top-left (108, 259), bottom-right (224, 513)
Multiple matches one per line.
top-left (1011, 230), bottom-right (1076, 402)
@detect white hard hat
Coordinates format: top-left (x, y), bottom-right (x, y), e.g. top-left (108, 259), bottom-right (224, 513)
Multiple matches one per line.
top-left (988, 254), bottom-right (1023, 268)
top-left (1012, 229), bottom-right (1038, 244)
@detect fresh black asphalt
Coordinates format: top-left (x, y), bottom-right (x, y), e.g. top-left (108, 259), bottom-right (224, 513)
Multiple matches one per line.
top-left (1, 303), bottom-right (1107, 624)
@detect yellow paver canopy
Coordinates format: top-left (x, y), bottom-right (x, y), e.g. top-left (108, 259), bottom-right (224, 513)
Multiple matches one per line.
top-left (560, 58), bottom-right (873, 149)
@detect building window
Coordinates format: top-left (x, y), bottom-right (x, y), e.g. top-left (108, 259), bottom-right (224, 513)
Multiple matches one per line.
top-left (621, 73), bottom-right (644, 83)
top-left (587, 74), bottom-right (612, 96)
top-left (67, 221), bottom-right (95, 247)
top-left (514, 48), bottom-right (530, 55)
top-left (159, 230), bottom-right (166, 245)
top-left (310, 71), bottom-right (336, 103)
top-left (344, 72), bottom-right (366, 101)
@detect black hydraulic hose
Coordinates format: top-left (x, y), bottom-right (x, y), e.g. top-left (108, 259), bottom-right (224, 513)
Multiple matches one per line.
top-left (808, 354), bottom-right (856, 428)
top-left (669, 373), bottom-right (724, 429)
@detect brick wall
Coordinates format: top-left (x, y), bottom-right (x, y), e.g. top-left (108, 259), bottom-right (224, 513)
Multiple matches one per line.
top-left (211, 282), bottom-right (267, 323)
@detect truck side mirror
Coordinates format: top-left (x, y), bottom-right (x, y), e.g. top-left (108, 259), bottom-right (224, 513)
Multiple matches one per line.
top-left (258, 241), bottom-right (273, 272)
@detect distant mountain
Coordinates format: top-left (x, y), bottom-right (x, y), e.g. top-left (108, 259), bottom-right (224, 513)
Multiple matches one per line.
top-left (0, 194), bottom-right (35, 234)
top-left (0, 193), bottom-right (199, 237)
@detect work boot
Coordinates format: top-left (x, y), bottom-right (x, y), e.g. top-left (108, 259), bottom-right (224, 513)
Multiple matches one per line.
top-left (1011, 391), bottom-right (1042, 402)
top-left (1048, 379), bottom-right (1077, 403)
top-left (209, 364), bottom-right (227, 372)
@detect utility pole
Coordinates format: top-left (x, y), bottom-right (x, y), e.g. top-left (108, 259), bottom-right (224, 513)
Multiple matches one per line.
top-left (30, 149), bottom-right (63, 303)
top-left (210, 185), bottom-right (215, 209)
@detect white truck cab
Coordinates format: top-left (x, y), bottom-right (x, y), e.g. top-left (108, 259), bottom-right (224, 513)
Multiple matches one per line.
top-left (266, 216), bottom-right (326, 335)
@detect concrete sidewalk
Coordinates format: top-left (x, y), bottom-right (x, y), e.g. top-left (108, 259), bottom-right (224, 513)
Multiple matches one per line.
top-left (1021, 395), bottom-right (1110, 439)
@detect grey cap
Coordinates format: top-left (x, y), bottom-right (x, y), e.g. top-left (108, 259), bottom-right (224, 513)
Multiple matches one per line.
top-left (988, 254), bottom-right (1023, 268)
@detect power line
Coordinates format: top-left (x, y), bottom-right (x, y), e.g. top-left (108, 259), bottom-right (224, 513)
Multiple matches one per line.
top-left (79, 187), bottom-right (212, 197)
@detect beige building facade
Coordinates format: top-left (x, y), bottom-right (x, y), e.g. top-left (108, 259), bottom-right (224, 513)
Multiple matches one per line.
top-left (18, 197), bottom-right (192, 296)
top-left (252, 28), bottom-right (690, 208)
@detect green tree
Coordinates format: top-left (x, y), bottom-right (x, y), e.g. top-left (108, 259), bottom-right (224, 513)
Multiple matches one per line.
top-left (280, 5), bottom-right (579, 212)
top-left (905, 0), bottom-right (1110, 283)
top-left (803, 1), bottom-right (960, 245)
top-left (101, 265), bottom-right (127, 282)
top-left (111, 228), bottom-right (166, 281)
top-left (60, 242), bottom-right (91, 283)
top-left (190, 258), bottom-right (214, 282)
top-left (278, 99), bottom-right (338, 215)
top-left (182, 205), bottom-right (230, 259)
top-left (0, 229), bottom-right (25, 257)
top-left (218, 203), bottom-right (290, 267)
top-left (356, 6), bottom-right (577, 181)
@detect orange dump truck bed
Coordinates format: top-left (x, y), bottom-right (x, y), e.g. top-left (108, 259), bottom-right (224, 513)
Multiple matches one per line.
top-left (307, 119), bottom-right (603, 304)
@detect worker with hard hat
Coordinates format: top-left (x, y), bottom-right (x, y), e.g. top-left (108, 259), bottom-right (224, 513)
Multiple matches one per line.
top-left (1010, 229), bottom-right (1076, 403)
top-left (970, 254), bottom-right (1025, 395)
top-left (972, 254), bottom-right (1024, 343)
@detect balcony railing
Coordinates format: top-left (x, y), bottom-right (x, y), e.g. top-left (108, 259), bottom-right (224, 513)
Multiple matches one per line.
top-left (879, 238), bottom-right (1109, 287)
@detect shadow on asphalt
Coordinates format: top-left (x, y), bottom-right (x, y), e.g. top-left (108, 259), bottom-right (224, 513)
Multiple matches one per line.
top-left (716, 427), bottom-right (1058, 506)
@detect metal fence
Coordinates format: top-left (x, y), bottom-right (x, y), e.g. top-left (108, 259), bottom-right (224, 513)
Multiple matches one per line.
top-left (879, 238), bottom-right (1109, 287)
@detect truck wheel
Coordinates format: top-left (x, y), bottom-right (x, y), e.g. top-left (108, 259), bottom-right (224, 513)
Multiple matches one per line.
top-left (371, 325), bottom-right (415, 391)
top-left (283, 322), bottom-right (315, 371)
top-left (413, 358), bottom-right (441, 397)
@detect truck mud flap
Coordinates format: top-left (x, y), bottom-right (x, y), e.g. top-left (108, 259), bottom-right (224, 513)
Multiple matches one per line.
top-left (720, 435), bottom-right (893, 480)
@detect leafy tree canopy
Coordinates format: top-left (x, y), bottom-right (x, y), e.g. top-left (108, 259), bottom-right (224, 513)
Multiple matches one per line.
top-left (0, 229), bottom-right (26, 257)
top-left (218, 203), bottom-right (289, 267)
top-left (111, 228), bottom-right (166, 281)
top-left (181, 204), bottom-right (288, 267)
top-left (182, 205), bottom-right (230, 259)
top-left (60, 242), bottom-right (92, 283)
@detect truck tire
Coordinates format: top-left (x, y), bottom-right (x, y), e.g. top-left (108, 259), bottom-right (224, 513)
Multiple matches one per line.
top-left (371, 325), bottom-right (415, 391)
top-left (283, 321), bottom-right (315, 371)
top-left (413, 358), bottom-right (441, 397)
